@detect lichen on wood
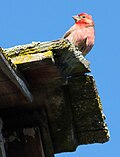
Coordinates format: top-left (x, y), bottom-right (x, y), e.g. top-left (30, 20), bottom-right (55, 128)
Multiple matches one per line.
top-left (46, 75), bottom-right (109, 154)
top-left (2, 39), bottom-right (90, 77)
top-left (0, 39), bottom-right (109, 156)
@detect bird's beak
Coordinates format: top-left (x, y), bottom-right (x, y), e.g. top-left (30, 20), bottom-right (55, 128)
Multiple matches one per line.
top-left (72, 15), bottom-right (80, 21)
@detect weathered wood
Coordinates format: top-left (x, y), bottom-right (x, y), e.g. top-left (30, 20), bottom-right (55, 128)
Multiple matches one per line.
top-left (54, 44), bottom-right (90, 77)
top-left (1, 109), bottom-right (54, 157)
top-left (0, 80), bottom-right (19, 95)
top-left (0, 118), bottom-right (6, 157)
top-left (40, 75), bottom-right (109, 154)
top-left (37, 109), bottom-right (55, 157)
top-left (44, 80), bottom-right (78, 153)
top-left (3, 40), bottom-right (69, 59)
top-left (0, 75), bottom-right (109, 155)
top-left (3, 39), bottom-right (90, 77)
top-left (4, 127), bottom-right (45, 157)
top-left (0, 39), bottom-right (109, 156)
top-left (0, 48), bottom-right (33, 103)
top-left (0, 69), bottom-right (10, 82)
top-left (68, 75), bottom-right (109, 145)
top-left (0, 93), bottom-right (29, 108)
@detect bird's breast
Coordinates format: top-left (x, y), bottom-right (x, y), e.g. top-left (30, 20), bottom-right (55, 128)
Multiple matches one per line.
top-left (77, 26), bottom-right (95, 55)
top-left (65, 25), bottom-right (95, 55)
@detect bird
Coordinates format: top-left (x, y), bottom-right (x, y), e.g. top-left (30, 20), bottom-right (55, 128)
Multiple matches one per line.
top-left (63, 13), bottom-right (95, 56)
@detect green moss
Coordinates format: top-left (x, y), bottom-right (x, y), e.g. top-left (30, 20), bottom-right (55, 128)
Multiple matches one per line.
top-left (12, 55), bottom-right (35, 64)
top-left (43, 50), bottom-right (53, 58)
top-left (97, 96), bottom-right (103, 110)
top-left (11, 50), bottom-right (54, 65)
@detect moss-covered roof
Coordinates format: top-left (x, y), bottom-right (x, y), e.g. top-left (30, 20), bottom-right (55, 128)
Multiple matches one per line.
top-left (0, 39), bottom-right (109, 156)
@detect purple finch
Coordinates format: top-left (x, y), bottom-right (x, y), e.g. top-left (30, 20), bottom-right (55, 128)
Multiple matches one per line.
top-left (63, 13), bottom-right (95, 56)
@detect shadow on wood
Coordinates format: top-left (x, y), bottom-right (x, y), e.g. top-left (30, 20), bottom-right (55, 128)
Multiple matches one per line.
top-left (0, 39), bottom-right (109, 157)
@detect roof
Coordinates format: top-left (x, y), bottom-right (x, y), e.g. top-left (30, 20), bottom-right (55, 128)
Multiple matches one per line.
top-left (0, 39), bottom-right (109, 156)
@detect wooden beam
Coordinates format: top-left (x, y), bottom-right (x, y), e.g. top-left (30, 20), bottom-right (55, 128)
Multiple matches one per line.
top-left (54, 45), bottom-right (90, 77)
top-left (67, 75), bottom-right (110, 145)
top-left (1, 109), bottom-right (55, 157)
top-left (0, 39), bottom-right (109, 155)
top-left (37, 109), bottom-right (55, 157)
top-left (4, 127), bottom-right (45, 157)
top-left (0, 118), bottom-right (6, 157)
top-left (0, 48), bottom-right (33, 103)
top-left (3, 39), bottom-right (90, 77)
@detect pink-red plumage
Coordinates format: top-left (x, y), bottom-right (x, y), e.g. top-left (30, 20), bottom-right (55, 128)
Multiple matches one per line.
top-left (64, 13), bottom-right (95, 56)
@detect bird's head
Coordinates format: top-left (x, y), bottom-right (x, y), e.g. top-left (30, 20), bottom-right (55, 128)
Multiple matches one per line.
top-left (72, 13), bottom-right (94, 27)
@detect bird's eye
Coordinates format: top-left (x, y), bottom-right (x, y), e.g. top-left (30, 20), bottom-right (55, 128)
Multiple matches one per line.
top-left (82, 16), bottom-right (86, 18)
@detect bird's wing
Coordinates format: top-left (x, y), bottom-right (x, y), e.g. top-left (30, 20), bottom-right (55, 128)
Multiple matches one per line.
top-left (77, 38), bottom-right (87, 51)
top-left (63, 25), bottom-right (76, 38)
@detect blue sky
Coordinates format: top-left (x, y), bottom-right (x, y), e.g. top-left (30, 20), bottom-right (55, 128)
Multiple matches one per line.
top-left (0, 0), bottom-right (119, 157)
